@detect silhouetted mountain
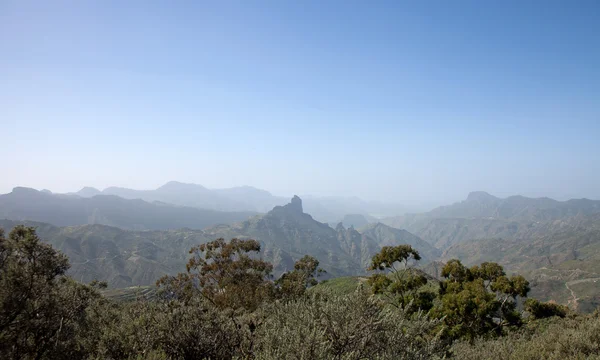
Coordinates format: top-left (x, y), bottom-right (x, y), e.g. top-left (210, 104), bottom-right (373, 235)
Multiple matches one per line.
top-left (0, 187), bottom-right (256, 230)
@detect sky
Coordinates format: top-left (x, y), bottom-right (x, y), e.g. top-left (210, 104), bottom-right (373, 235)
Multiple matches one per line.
top-left (1, 0), bottom-right (599, 208)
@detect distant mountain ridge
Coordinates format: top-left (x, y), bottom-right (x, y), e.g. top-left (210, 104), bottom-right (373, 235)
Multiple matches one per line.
top-left (77, 181), bottom-right (264, 212)
top-left (0, 187), bottom-right (256, 230)
top-left (65, 181), bottom-right (408, 222)
top-left (382, 191), bottom-right (600, 249)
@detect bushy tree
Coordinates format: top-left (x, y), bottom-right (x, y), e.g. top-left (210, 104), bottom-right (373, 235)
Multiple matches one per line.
top-left (367, 245), bottom-right (435, 313)
top-left (0, 226), bottom-right (106, 359)
top-left (524, 298), bottom-right (568, 320)
top-left (276, 255), bottom-right (325, 299)
top-left (92, 297), bottom-right (246, 359)
top-left (157, 238), bottom-right (275, 311)
top-left (433, 260), bottom-right (530, 340)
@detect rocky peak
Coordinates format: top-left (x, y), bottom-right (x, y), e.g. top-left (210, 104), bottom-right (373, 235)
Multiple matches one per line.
top-left (265, 195), bottom-right (308, 220)
top-left (289, 195), bottom-right (303, 213)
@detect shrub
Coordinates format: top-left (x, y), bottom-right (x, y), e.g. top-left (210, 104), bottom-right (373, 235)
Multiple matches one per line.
top-left (450, 314), bottom-right (600, 359)
top-left (253, 288), bottom-right (445, 359)
top-left (524, 298), bottom-right (568, 320)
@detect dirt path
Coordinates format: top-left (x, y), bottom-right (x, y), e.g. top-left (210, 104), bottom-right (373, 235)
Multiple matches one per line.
top-left (565, 281), bottom-right (579, 309)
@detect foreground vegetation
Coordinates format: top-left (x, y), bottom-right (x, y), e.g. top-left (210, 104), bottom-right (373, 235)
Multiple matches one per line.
top-left (1, 225), bottom-right (598, 359)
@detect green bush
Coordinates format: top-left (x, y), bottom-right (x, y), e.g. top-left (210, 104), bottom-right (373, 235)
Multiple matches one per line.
top-left (92, 298), bottom-right (245, 359)
top-left (524, 298), bottom-right (568, 320)
top-left (254, 288), bottom-right (444, 360)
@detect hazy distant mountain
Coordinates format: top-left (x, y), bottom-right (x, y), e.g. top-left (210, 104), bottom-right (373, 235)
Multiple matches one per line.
top-left (0, 187), bottom-right (256, 230)
top-left (69, 181), bottom-right (409, 222)
top-left (73, 181), bottom-right (288, 212)
top-left (101, 181), bottom-right (251, 212)
top-left (382, 191), bottom-right (600, 249)
top-left (386, 191), bottom-right (600, 225)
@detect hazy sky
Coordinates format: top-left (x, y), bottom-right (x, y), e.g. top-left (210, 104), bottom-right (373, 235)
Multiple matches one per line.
top-left (2, 0), bottom-right (599, 207)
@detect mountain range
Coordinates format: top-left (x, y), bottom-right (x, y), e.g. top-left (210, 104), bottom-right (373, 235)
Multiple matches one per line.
top-left (3, 185), bottom-right (600, 312)
top-left (73, 182), bottom-right (280, 213)
top-left (382, 191), bottom-right (600, 250)
top-left (380, 191), bottom-right (600, 312)
top-left (0, 196), bottom-right (436, 287)
top-left (0, 187), bottom-right (256, 230)
top-left (65, 181), bottom-right (408, 222)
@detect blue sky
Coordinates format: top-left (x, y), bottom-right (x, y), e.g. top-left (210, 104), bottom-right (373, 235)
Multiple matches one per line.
top-left (1, 0), bottom-right (599, 207)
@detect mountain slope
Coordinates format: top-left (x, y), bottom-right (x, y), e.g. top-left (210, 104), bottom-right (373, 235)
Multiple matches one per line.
top-left (203, 196), bottom-right (362, 276)
top-left (0, 187), bottom-right (256, 230)
top-left (382, 192), bottom-right (600, 249)
top-left (335, 223), bottom-right (380, 269)
top-left (0, 219), bottom-right (214, 287)
top-left (205, 197), bottom-right (438, 276)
